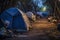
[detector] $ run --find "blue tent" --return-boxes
[37,12,49,18]
[1,7,28,32]
[42,12,49,17]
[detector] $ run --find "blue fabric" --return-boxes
[42,12,49,17]
[1,7,27,32]
[6,8,19,16]
[37,12,49,18]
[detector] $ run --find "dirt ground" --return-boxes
[2,19,60,40]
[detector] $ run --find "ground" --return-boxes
[2,19,60,40]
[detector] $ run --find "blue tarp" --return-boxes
[37,12,49,18]
[1,7,27,32]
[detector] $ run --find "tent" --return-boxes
[37,12,49,18]
[1,7,31,32]
[26,12,36,21]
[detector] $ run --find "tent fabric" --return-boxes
[6,8,19,16]
[18,9,31,30]
[1,7,30,32]
[37,12,49,18]
[26,12,36,21]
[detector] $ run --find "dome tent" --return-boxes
[26,11,36,22]
[1,7,31,32]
